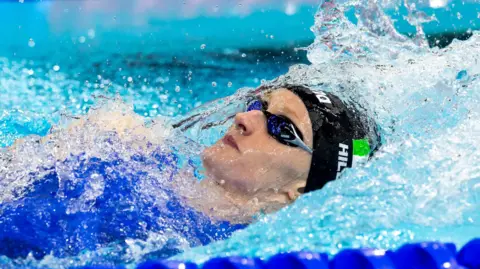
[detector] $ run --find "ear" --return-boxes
[286,181,307,201]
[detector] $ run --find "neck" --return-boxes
[187,179,258,224]
[183,177,291,224]
[173,169,292,224]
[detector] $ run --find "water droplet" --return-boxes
[456,12,462,20]
[241,53,247,58]
[18,0,24,3]
[200,44,206,50]
[53,65,60,71]
[211,81,217,87]
[227,81,232,87]
[175,86,181,92]
[28,38,35,48]
[270,35,274,39]
[87,29,95,39]
[78,36,86,43]
[127,77,133,82]
[27,69,34,76]
[285,2,297,15]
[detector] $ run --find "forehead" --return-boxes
[262,89,304,116]
[264,88,298,103]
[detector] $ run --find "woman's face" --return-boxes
[202,88,314,198]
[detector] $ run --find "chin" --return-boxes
[201,146,224,175]
[202,152,231,182]
[201,148,214,171]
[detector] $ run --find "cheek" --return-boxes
[202,149,271,192]
[224,151,283,193]
[251,149,311,190]
[202,137,289,193]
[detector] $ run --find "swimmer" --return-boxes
[7,84,379,221]
[6,83,379,218]
[0,83,379,259]
[189,84,379,222]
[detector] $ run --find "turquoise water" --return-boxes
[1,0,479,147]
[1,0,480,268]
[0,1,318,147]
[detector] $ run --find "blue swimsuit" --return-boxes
[0,151,247,261]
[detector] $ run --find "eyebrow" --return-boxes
[281,105,302,126]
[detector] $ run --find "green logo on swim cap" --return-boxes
[353,139,370,157]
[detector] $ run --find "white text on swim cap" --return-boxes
[337,143,349,172]
[316,91,332,104]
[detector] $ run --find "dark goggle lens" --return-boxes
[267,115,297,143]
[245,98,304,147]
[246,99,263,112]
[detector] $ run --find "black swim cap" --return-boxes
[257,84,378,193]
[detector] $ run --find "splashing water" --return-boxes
[0,99,248,268]
[0,0,479,268]
[174,0,480,264]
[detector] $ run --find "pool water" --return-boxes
[1,0,480,268]
[0,0,319,147]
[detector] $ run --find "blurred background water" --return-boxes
[0,0,478,147]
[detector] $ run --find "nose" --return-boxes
[234,110,265,136]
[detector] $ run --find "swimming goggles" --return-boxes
[245,98,313,154]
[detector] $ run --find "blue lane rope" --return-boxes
[75,238,480,269]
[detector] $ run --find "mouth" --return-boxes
[222,134,240,152]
